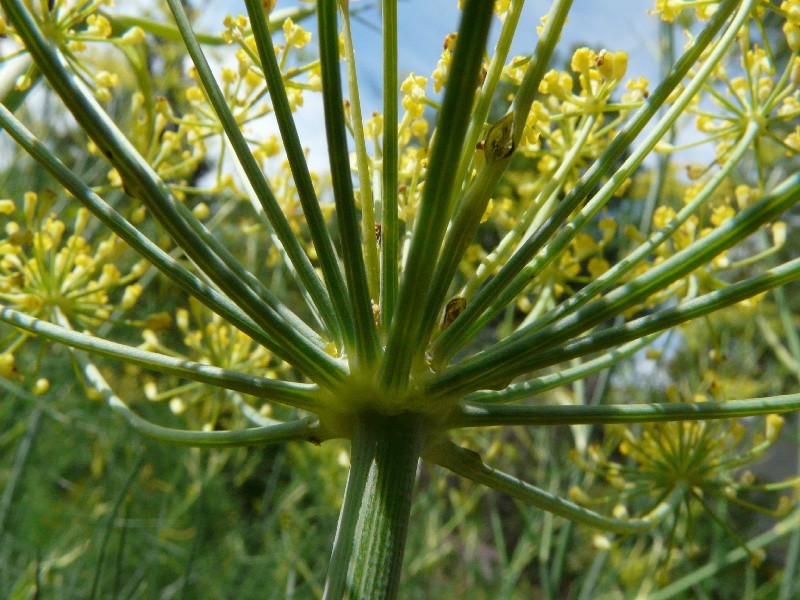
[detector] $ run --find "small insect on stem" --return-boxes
[375,222,382,246]
[484,112,515,164]
[440,296,466,331]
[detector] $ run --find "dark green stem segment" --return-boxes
[344,414,426,599]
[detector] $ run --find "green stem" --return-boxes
[318,0,381,369]
[451,392,800,428]
[427,440,685,534]
[435,252,800,397]
[102,6,315,45]
[449,0,528,205]
[380,0,494,391]
[419,139,511,358]
[459,113,598,305]
[464,333,662,404]
[65,336,322,448]
[380,0,399,336]
[89,451,145,600]
[639,18,676,236]
[347,414,426,599]
[510,0,573,145]
[323,418,376,600]
[109,398,320,448]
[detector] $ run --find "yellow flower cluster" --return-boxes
[0,191,147,383]
[0,0,143,102]
[118,94,209,201]
[0,192,146,326]
[508,47,638,181]
[654,2,800,163]
[652,0,725,22]
[572,387,793,575]
[432,33,457,94]
[140,298,290,428]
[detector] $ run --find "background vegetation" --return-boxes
[2,0,800,597]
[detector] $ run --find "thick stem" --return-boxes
[335,413,426,599]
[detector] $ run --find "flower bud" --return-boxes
[0,353,15,378]
[121,284,143,309]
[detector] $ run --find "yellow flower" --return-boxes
[283,18,312,49]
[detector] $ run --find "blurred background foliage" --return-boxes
[1,0,800,598]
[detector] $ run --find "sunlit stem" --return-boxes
[164,0,341,341]
[318,0,382,370]
[448,0,528,208]
[462,113,598,301]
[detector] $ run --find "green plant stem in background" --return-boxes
[0,407,40,536]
